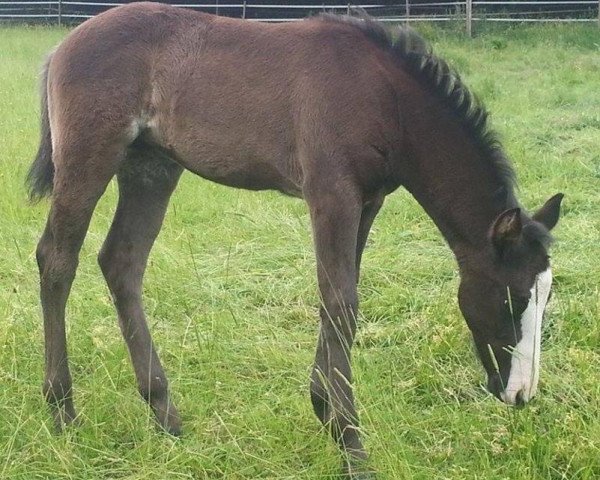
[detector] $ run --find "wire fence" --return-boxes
[0,1,598,35]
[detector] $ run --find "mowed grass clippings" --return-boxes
[0,22,598,480]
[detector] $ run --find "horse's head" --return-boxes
[458,193,563,405]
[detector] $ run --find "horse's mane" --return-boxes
[317,14,517,202]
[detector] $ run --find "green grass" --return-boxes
[1,22,599,479]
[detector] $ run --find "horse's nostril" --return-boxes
[515,389,526,407]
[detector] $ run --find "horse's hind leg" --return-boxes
[37,144,120,431]
[98,147,183,435]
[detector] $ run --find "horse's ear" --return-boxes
[490,208,522,254]
[532,193,564,231]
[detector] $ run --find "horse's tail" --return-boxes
[27,53,54,202]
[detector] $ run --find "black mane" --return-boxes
[318,14,517,201]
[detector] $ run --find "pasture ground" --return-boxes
[0,22,598,480]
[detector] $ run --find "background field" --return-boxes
[0,22,598,480]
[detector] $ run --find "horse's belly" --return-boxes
[190,160,303,197]
[166,139,303,197]
[148,104,303,197]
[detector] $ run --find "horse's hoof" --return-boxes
[156,414,182,437]
[50,403,80,433]
[152,400,182,437]
[165,422,182,437]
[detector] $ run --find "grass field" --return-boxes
[0,21,599,480]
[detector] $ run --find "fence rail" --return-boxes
[1,1,598,34]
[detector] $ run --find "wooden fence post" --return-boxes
[58,0,62,27]
[466,0,472,37]
[405,0,410,25]
[242,0,247,19]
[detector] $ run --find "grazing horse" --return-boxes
[28,3,563,477]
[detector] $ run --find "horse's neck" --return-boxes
[400,130,517,258]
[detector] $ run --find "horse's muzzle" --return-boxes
[487,374,529,407]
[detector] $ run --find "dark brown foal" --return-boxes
[28,4,562,477]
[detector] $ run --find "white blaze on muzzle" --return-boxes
[501,268,552,405]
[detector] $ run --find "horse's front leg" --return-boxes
[305,181,373,478]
